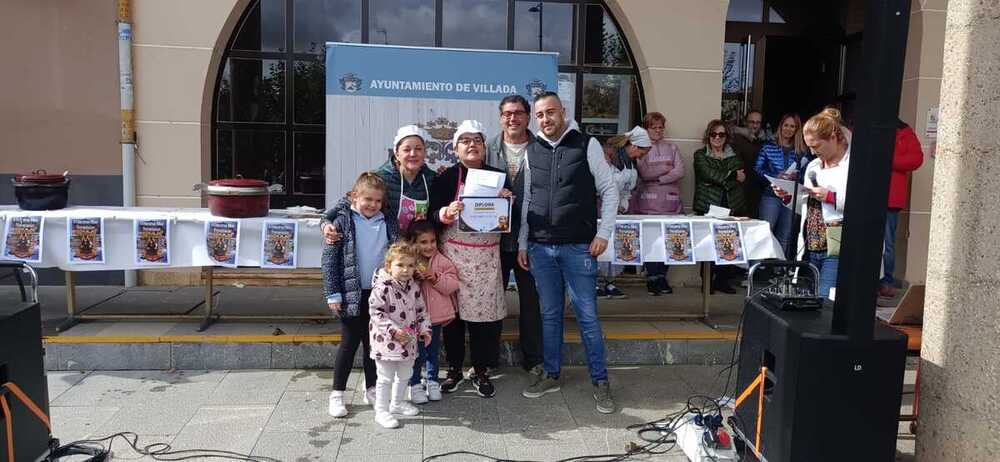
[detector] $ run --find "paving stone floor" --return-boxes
[45,366,917,462]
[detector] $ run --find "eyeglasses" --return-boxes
[501,110,528,119]
[710,132,728,139]
[456,137,485,146]
[747,119,762,125]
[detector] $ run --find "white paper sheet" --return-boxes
[706,205,731,218]
[463,168,506,197]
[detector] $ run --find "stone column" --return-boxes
[916,1,1000,460]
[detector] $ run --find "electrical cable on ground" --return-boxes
[45,432,283,462]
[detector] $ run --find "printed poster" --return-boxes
[612,220,642,265]
[134,218,171,266]
[2,215,44,263]
[261,221,298,269]
[711,222,747,266]
[205,220,240,268]
[67,217,105,264]
[458,197,511,233]
[661,221,695,265]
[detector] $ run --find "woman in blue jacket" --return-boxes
[754,113,807,257]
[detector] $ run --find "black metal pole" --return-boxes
[832,0,911,343]
[538,3,543,52]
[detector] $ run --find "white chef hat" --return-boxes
[452,120,487,146]
[393,125,430,149]
[626,126,652,148]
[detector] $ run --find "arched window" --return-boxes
[214,0,643,207]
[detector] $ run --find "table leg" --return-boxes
[57,271,80,332]
[701,262,711,320]
[199,267,217,332]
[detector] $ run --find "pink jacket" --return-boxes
[629,140,685,215]
[421,252,459,326]
[368,269,432,362]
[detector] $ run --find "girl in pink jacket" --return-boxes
[629,112,686,295]
[405,220,459,404]
[368,242,432,429]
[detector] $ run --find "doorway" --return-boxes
[724,0,862,129]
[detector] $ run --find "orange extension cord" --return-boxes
[1,382,52,462]
[733,367,768,459]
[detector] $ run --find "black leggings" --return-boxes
[332,289,377,392]
[443,317,502,375]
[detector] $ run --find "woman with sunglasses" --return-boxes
[693,119,747,293]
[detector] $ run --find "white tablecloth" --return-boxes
[0,206,326,271]
[595,215,784,263]
[0,208,783,271]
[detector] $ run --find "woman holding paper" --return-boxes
[429,120,512,398]
[693,120,746,294]
[754,113,807,258]
[775,108,850,299]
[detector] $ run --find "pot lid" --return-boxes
[16,170,68,184]
[211,178,268,188]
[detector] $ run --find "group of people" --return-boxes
[317,89,923,429]
[320,92,618,429]
[716,107,922,298]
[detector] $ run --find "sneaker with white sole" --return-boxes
[440,369,465,394]
[375,412,400,429]
[522,375,560,398]
[390,401,420,416]
[362,386,375,405]
[604,283,627,299]
[328,391,347,418]
[410,384,428,404]
[594,381,615,414]
[426,381,442,401]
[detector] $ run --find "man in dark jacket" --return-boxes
[485,95,543,378]
[730,110,767,218]
[517,92,619,414]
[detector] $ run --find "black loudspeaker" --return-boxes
[734,298,907,462]
[0,301,51,462]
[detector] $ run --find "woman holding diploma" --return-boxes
[429,120,512,398]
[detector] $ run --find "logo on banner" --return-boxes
[525,79,547,98]
[418,117,460,166]
[339,73,363,93]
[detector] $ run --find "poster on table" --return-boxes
[205,220,240,268]
[261,221,298,269]
[458,197,511,233]
[325,42,558,206]
[133,218,171,266]
[67,217,105,264]
[711,222,747,266]
[661,221,696,265]
[612,220,643,265]
[2,215,44,263]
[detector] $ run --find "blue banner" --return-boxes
[326,43,559,101]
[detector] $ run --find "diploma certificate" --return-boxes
[458,196,512,233]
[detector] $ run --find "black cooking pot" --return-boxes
[13,170,71,210]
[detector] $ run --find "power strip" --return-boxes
[673,414,739,462]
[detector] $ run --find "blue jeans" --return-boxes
[759,195,793,257]
[409,325,442,385]
[528,242,609,384]
[807,251,840,299]
[881,209,899,285]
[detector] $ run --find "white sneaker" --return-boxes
[362,386,376,405]
[328,391,347,418]
[389,401,420,416]
[410,384,428,404]
[426,381,442,401]
[374,412,400,429]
